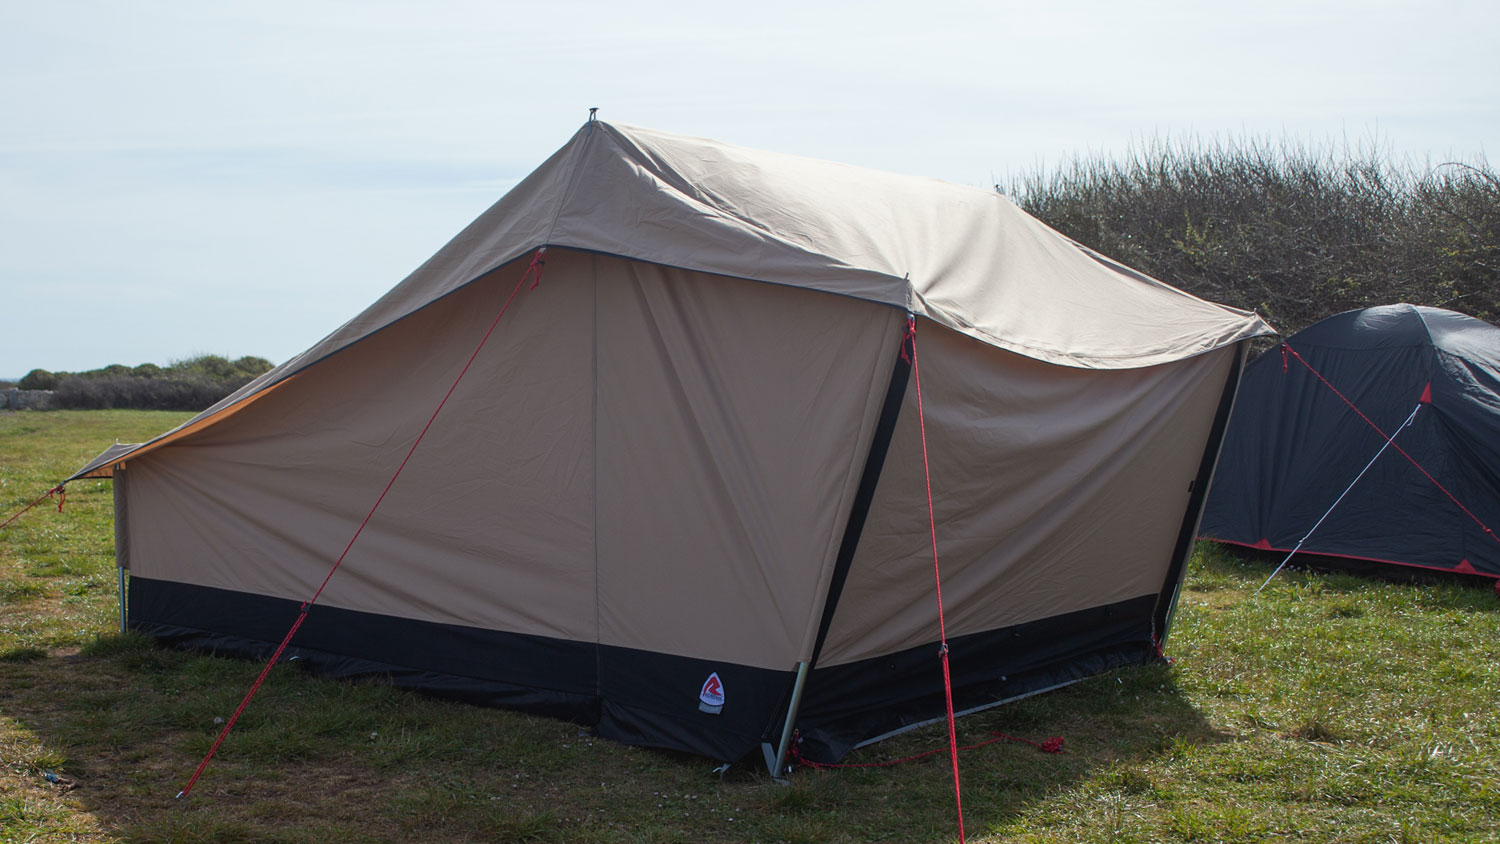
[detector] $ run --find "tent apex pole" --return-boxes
[767,660,811,783]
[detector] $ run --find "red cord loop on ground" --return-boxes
[1036,736,1066,754]
[177,247,549,800]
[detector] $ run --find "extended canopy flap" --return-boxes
[68,374,297,480]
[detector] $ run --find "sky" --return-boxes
[1,0,1495,377]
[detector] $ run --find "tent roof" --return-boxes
[70,120,1272,481]
[1289,303,1500,364]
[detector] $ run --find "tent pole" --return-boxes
[1254,401,1424,595]
[763,320,912,783]
[767,661,811,783]
[1155,343,1245,643]
[113,464,129,635]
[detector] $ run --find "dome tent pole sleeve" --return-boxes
[176,248,549,800]
[1282,342,1500,555]
[909,314,967,844]
[1254,401,1423,595]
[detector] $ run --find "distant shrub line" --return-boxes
[1008,137,1499,335]
[18,355,273,411]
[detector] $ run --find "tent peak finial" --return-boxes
[588,107,599,122]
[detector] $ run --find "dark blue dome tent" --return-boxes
[1201,304,1500,581]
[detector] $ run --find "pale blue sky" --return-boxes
[2,0,1494,376]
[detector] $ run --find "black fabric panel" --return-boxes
[1202,306,1500,577]
[596,647,790,762]
[128,577,791,760]
[793,594,1159,762]
[1154,344,1244,639]
[809,340,912,666]
[130,576,600,718]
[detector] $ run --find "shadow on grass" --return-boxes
[1,632,1229,843]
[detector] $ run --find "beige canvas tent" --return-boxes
[73,119,1272,774]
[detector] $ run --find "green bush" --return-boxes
[29,355,276,412]
[53,374,244,411]
[19,369,59,391]
[1008,137,1500,335]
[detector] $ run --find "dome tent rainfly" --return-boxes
[1201,304,1500,581]
[72,119,1272,774]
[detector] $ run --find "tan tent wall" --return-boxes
[122,252,600,642]
[817,325,1236,667]
[593,257,901,668]
[120,249,901,672]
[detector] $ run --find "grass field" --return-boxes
[3,410,1499,843]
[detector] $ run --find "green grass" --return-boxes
[3,410,1500,842]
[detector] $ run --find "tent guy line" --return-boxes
[1280,340,1500,557]
[1253,401,1422,595]
[907,315,967,843]
[176,248,549,800]
[0,484,66,531]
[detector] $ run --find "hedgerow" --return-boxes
[18,355,273,411]
[1008,137,1499,335]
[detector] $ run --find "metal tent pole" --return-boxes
[763,661,811,783]
[113,464,129,634]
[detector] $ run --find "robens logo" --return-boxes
[698,672,725,715]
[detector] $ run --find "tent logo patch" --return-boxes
[698,672,725,714]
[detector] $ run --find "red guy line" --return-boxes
[178,248,547,799]
[1282,342,1498,548]
[908,315,967,844]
